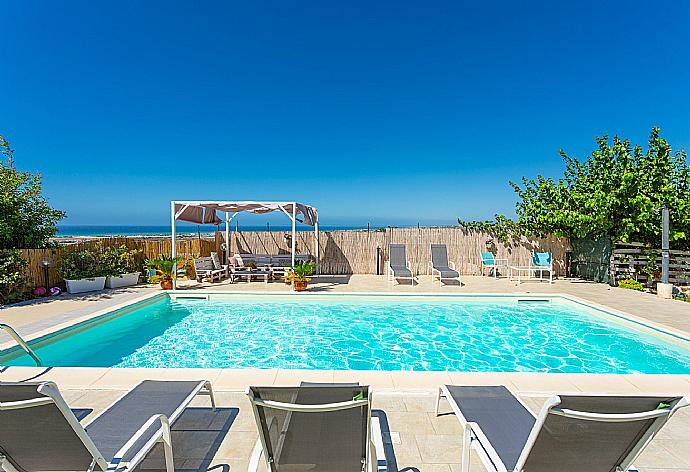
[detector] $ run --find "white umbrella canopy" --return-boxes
[173,201,318,226]
[170,201,319,288]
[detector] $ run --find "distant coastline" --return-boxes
[56,224,368,238]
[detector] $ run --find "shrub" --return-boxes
[101,245,142,276]
[0,249,28,304]
[617,278,645,292]
[59,247,104,280]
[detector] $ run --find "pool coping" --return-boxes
[2,290,690,368]
[2,366,689,395]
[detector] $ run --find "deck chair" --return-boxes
[387,244,416,285]
[429,244,461,286]
[0,380,216,472]
[480,252,508,278]
[210,252,229,274]
[530,252,553,283]
[246,384,388,472]
[436,385,688,472]
[194,256,226,283]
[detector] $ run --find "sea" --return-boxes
[56,224,368,237]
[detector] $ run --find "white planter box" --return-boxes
[105,272,140,289]
[65,276,106,294]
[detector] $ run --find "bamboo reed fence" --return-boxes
[19,229,568,289]
[218,227,570,276]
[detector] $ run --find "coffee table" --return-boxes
[509,265,539,284]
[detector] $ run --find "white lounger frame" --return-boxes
[428,260,461,287]
[387,260,416,286]
[436,385,689,472]
[0,380,215,472]
[246,388,387,472]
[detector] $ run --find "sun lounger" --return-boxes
[194,256,226,283]
[436,385,688,472]
[480,252,508,278]
[246,383,388,472]
[387,244,416,285]
[430,244,461,286]
[0,379,216,472]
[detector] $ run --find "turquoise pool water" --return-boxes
[3,295,690,373]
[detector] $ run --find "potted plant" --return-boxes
[640,251,660,289]
[103,245,143,288]
[284,260,316,292]
[59,247,106,294]
[147,255,182,290]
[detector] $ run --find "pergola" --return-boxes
[170,200,319,281]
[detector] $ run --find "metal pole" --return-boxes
[661,204,670,284]
[171,201,177,290]
[291,204,297,267]
[225,212,230,267]
[314,219,320,274]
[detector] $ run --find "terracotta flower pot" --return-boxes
[160,279,173,290]
[293,280,308,292]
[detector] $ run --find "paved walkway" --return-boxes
[1,367,689,472]
[2,276,690,471]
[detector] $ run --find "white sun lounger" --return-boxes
[387,244,416,285]
[0,380,216,472]
[429,244,461,286]
[246,383,388,472]
[436,385,688,472]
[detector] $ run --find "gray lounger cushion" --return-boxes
[389,245,407,267]
[390,266,412,277]
[524,395,681,472]
[86,380,203,462]
[435,268,460,278]
[0,382,96,472]
[446,385,684,472]
[431,245,459,278]
[250,385,369,471]
[445,385,535,471]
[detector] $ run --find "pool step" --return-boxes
[169,293,210,301]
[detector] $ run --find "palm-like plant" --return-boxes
[286,260,316,282]
[147,255,182,282]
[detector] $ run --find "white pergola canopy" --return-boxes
[170,200,319,287]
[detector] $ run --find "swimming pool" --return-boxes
[3,293,690,373]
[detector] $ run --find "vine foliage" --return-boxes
[459,128,690,248]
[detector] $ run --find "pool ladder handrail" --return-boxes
[0,323,42,367]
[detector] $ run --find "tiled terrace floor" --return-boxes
[2,367,690,472]
[2,275,690,471]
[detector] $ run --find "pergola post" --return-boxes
[170,201,177,290]
[291,203,297,267]
[224,212,230,275]
[314,219,320,274]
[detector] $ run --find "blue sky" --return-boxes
[4,1,690,227]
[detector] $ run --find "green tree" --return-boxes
[460,128,690,248]
[0,135,65,248]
